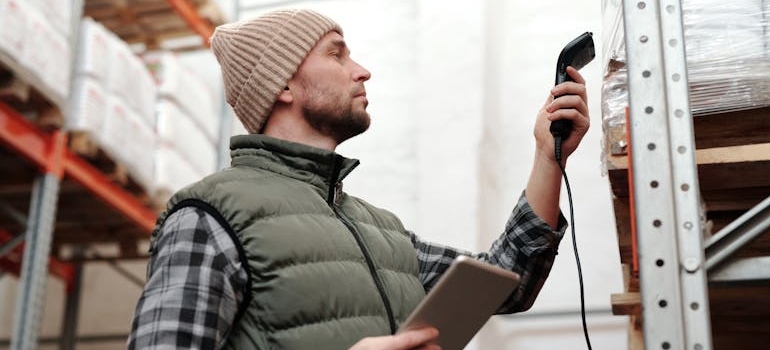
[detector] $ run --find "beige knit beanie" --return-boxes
[210,9,342,133]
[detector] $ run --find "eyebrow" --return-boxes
[328,39,349,53]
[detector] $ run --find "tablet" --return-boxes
[397,255,521,350]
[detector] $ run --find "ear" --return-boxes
[276,86,293,104]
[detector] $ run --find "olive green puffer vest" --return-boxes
[150,135,425,350]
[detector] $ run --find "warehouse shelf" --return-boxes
[0,0,222,349]
[0,229,75,290]
[0,1,220,258]
[0,51,66,118]
[83,0,221,50]
[0,102,156,259]
[606,106,770,350]
[604,2,770,350]
[0,2,218,258]
[605,107,770,266]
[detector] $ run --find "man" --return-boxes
[128,8,590,350]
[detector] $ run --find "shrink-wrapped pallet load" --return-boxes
[601,0,770,159]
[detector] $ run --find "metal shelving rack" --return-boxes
[0,1,217,349]
[622,1,712,348]
[612,1,770,349]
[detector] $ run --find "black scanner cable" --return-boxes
[552,132,593,350]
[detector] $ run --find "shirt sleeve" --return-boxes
[127,207,248,350]
[411,190,567,313]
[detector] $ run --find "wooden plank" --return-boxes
[605,106,770,157]
[612,195,634,265]
[693,107,770,149]
[611,284,770,350]
[607,143,770,199]
[710,284,770,350]
[0,52,65,125]
[611,292,641,316]
[628,315,644,350]
[709,284,770,316]
[622,263,639,292]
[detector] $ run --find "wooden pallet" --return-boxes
[67,131,165,210]
[606,106,770,350]
[606,107,770,264]
[84,0,225,50]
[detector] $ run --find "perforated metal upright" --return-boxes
[622,0,713,349]
[10,174,61,350]
[9,2,84,349]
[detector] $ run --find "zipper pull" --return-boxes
[333,183,343,206]
[326,155,342,205]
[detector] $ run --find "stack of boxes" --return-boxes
[144,51,220,199]
[3,6,222,201]
[69,18,158,191]
[0,0,73,102]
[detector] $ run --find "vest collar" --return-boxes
[229,134,360,186]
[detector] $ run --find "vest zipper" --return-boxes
[327,156,397,334]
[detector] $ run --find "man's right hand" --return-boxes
[348,327,440,350]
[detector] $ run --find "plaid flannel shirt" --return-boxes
[127,192,566,349]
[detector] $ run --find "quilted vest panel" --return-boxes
[150,135,425,350]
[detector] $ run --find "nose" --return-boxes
[352,60,371,82]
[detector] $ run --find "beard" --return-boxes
[300,82,371,144]
[303,104,370,143]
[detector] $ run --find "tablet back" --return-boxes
[398,255,521,350]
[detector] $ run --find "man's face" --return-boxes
[290,31,372,143]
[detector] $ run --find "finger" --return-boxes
[566,66,586,84]
[392,328,439,350]
[546,95,587,116]
[550,82,587,104]
[548,109,585,125]
[541,93,554,109]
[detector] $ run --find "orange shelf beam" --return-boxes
[63,155,157,232]
[166,0,215,47]
[0,103,54,173]
[0,102,157,233]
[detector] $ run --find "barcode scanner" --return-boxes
[549,31,596,350]
[550,31,595,152]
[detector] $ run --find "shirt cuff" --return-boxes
[504,191,568,256]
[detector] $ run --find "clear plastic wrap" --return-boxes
[601,0,770,160]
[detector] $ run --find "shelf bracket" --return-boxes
[705,195,770,272]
